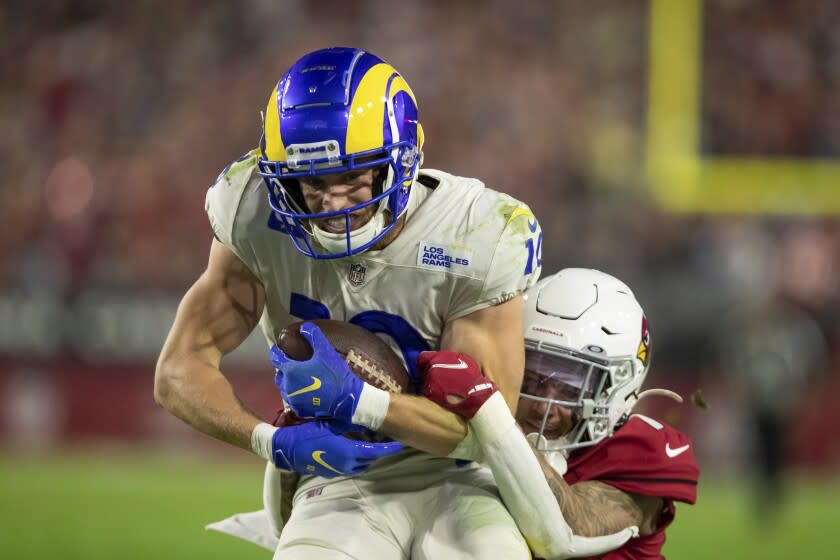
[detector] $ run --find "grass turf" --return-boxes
[0,452,267,560]
[1,452,836,559]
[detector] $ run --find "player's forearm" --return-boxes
[469,394,637,558]
[536,452,646,537]
[379,392,468,456]
[534,452,575,522]
[154,355,262,450]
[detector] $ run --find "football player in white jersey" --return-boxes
[155,47,543,559]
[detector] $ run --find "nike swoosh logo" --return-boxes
[311,450,343,475]
[430,358,468,370]
[665,443,690,458]
[287,376,322,397]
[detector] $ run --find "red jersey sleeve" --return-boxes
[564,415,699,504]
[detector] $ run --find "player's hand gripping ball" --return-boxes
[270,320,410,425]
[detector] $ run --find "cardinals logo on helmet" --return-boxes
[636,315,651,366]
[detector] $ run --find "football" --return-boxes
[278,319,411,394]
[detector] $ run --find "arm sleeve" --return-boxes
[471,394,638,559]
[447,204,543,322]
[445,422,485,462]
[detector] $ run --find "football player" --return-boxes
[207,268,681,558]
[156,46,544,559]
[422,268,700,559]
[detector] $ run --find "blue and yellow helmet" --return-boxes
[258,47,424,259]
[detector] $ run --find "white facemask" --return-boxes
[526,432,569,475]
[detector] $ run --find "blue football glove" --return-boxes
[270,322,365,424]
[271,421,403,478]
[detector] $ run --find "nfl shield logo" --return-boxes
[348,263,366,286]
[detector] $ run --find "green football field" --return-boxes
[1,452,837,559]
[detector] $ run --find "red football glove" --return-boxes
[272,408,309,427]
[418,350,498,419]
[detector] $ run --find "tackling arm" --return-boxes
[154,239,267,450]
[422,355,640,558]
[378,296,525,456]
[468,394,638,559]
[537,454,664,537]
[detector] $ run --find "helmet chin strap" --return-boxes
[311,208,387,254]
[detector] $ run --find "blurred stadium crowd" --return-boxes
[1,0,839,473]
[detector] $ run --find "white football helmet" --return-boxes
[518,268,661,455]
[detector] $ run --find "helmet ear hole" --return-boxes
[614,362,633,383]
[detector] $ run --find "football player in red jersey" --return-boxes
[422,268,699,559]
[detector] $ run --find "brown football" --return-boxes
[278,319,411,394]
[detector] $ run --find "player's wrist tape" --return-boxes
[350,384,390,430]
[470,392,516,445]
[251,422,278,463]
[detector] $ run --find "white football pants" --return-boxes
[274,466,530,560]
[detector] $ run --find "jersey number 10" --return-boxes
[289,293,430,385]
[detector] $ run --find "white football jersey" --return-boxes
[205,150,543,481]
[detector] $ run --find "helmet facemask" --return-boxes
[260,142,417,258]
[518,344,628,455]
[307,163,394,255]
